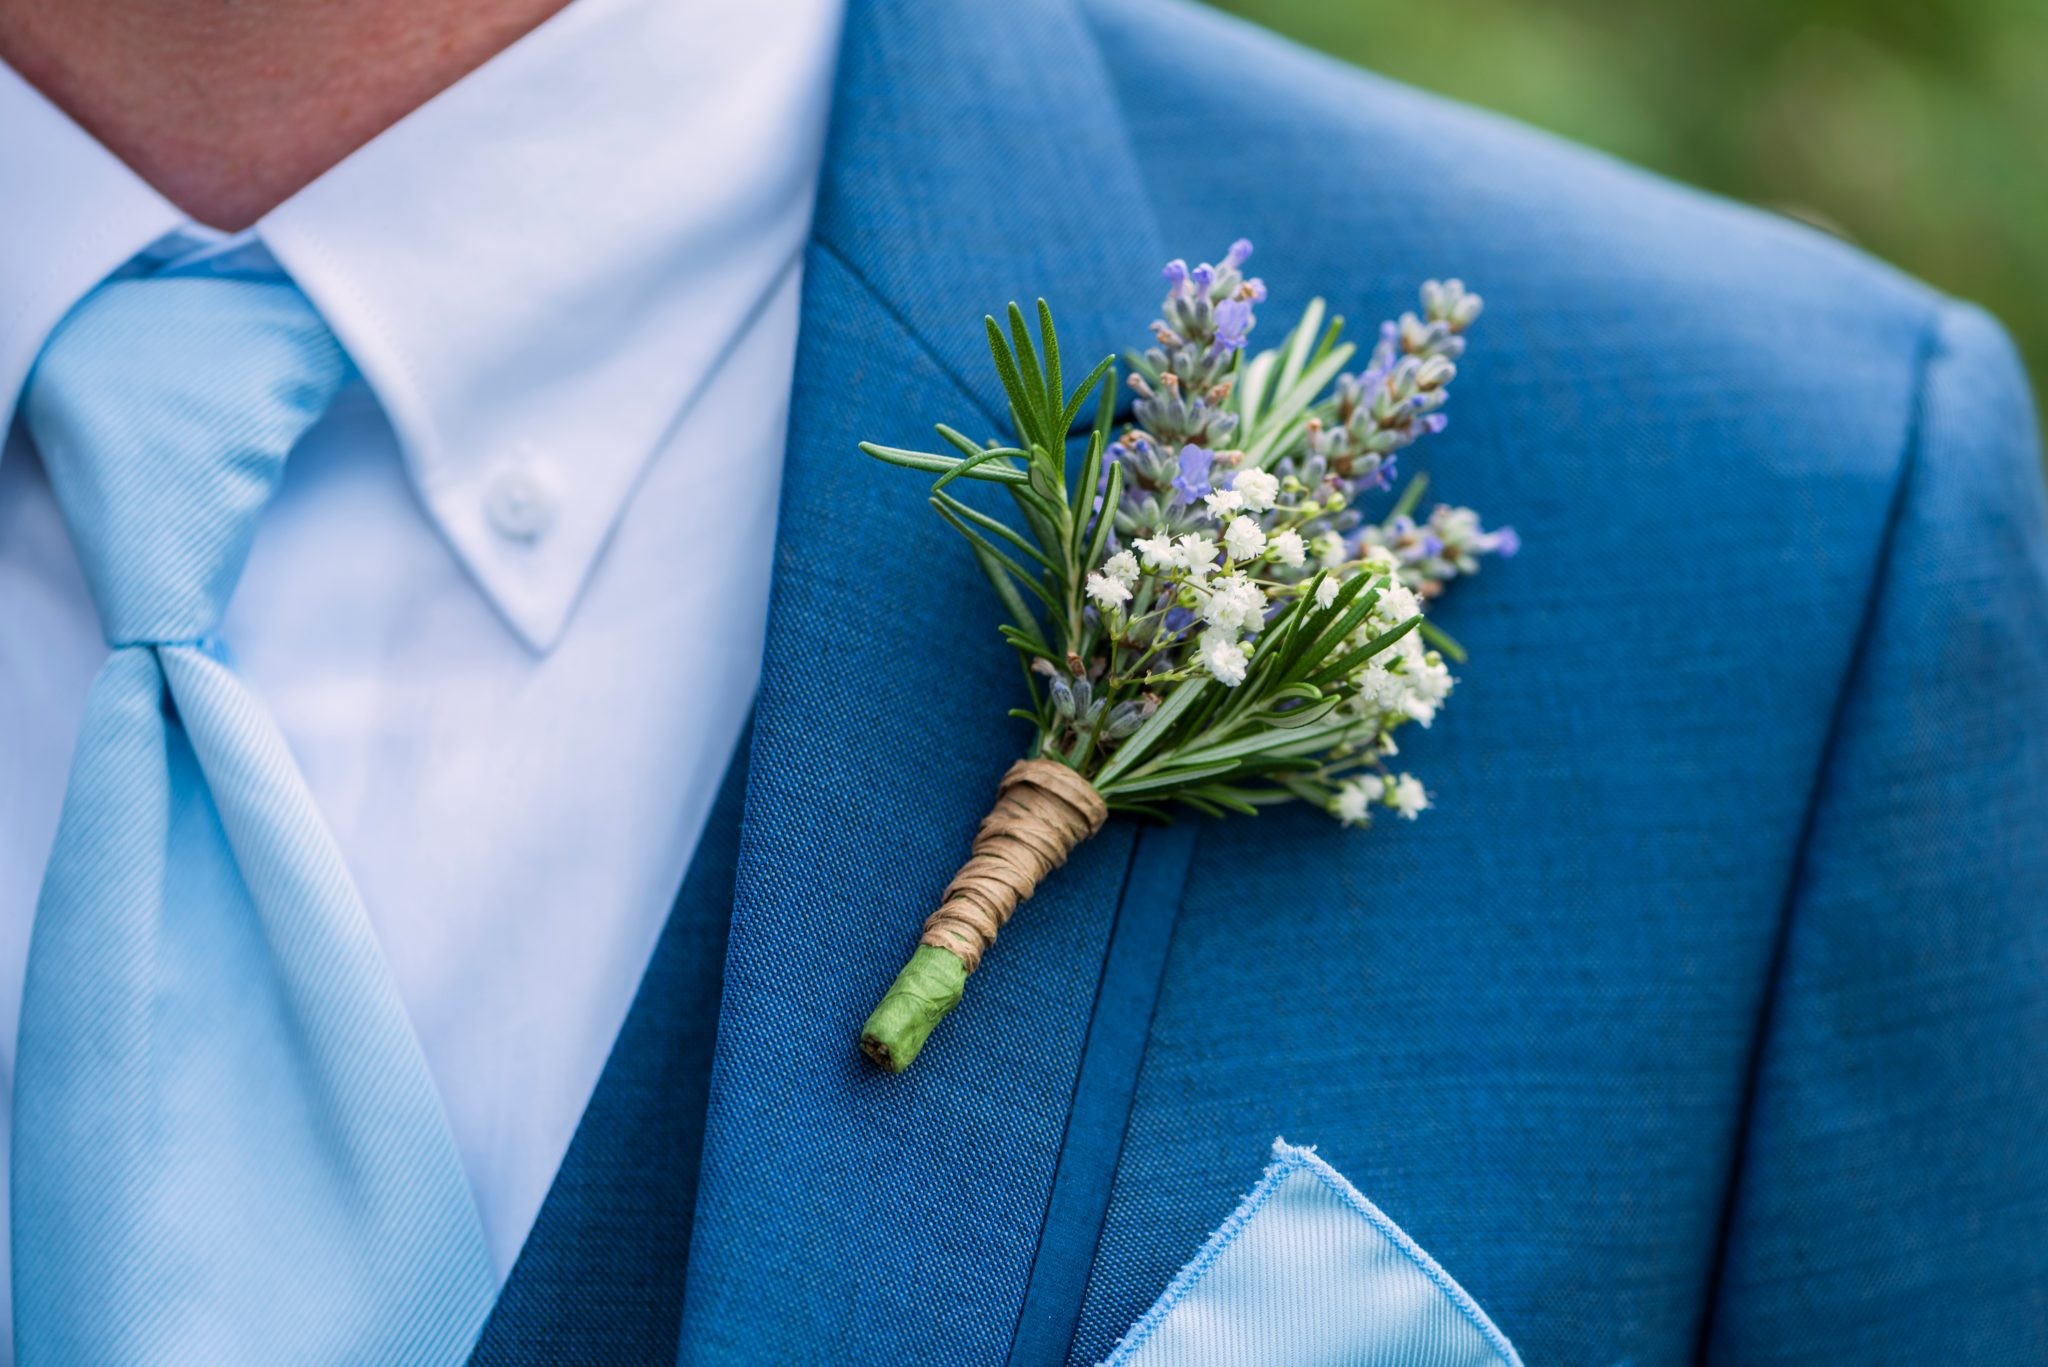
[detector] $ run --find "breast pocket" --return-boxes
[1101,1140,1521,1367]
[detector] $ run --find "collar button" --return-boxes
[485,460,554,541]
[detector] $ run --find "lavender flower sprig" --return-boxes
[856,244,1516,1070]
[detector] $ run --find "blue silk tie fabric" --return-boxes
[11,276,495,1364]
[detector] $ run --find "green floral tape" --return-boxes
[859,945,967,1072]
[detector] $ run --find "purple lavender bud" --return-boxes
[1212,297,1255,353]
[1493,526,1522,557]
[1102,700,1151,740]
[1189,263,1215,291]
[1162,259,1189,289]
[1171,444,1216,504]
[1162,606,1198,635]
[1224,238,1253,267]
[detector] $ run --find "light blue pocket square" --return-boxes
[1102,1140,1522,1366]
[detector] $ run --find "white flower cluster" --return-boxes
[1331,772,1431,827]
[1346,571,1456,729]
[1083,457,1464,827]
[866,248,1509,832]
[1061,262,1506,825]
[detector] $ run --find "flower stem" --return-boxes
[859,945,967,1072]
[857,759,1107,1073]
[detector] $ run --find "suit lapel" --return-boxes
[678,1,1166,1361]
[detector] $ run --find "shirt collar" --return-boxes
[0,0,844,649]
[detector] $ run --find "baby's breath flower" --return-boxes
[1103,549,1141,585]
[1230,468,1279,511]
[1135,534,1177,568]
[1201,572,1267,634]
[1223,515,1266,562]
[1332,775,1384,826]
[1314,576,1341,609]
[1204,488,1245,519]
[1353,662,1405,713]
[1087,572,1133,610]
[1271,530,1306,568]
[1199,630,1250,687]
[1175,533,1220,577]
[1391,774,1430,819]
[1380,581,1422,626]
[1403,655,1455,726]
[1313,531,1347,567]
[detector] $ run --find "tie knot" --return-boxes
[23,276,350,645]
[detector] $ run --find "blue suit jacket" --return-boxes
[473,0,2048,1362]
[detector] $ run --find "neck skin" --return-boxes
[0,0,575,230]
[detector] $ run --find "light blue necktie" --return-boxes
[11,276,495,1364]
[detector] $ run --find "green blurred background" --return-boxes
[1211,0,2048,407]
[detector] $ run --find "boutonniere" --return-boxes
[858,242,1517,1071]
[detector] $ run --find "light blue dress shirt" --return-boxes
[0,0,845,1348]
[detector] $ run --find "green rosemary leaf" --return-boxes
[1082,461,1122,572]
[1027,459,1063,504]
[1234,346,1272,437]
[1105,797,1173,820]
[1275,297,1325,397]
[974,548,1050,651]
[1105,757,1241,795]
[861,442,1028,484]
[1093,677,1211,787]
[1269,572,1372,681]
[1181,785,1261,816]
[1007,304,1050,451]
[935,424,985,458]
[931,491,1053,568]
[1091,356,1118,441]
[1059,355,1116,438]
[1227,785,1302,807]
[1006,484,1066,570]
[1071,432,1102,557]
[933,501,1057,612]
[931,445,1036,493]
[984,315,1033,437]
[1390,470,1431,521]
[1309,313,1345,367]
[1419,618,1468,664]
[1037,299,1062,414]
[1263,694,1342,729]
[1170,716,1349,768]
[1283,581,1386,686]
[997,624,1055,660]
[1245,343,1356,469]
[1308,614,1423,688]
[1279,774,1334,806]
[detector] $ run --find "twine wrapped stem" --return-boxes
[860,759,1108,1071]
